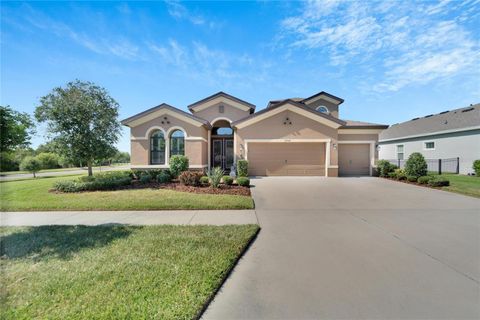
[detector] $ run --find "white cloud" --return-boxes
[148,39,267,85]
[22,5,140,60]
[165,0,206,26]
[280,0,480,92]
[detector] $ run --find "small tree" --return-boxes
[20,156,42,178]
[404,152,428,178]
[35,80,121,176]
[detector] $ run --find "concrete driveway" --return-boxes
[203,177,480,319]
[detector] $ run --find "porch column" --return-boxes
[207,129,211,169]
[325,140,331,176]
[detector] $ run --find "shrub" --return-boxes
[19,156,42,177]
[199,176,210,185]
[407,175,418,182]
[417,176,433,184]
[170,155,189,178]
[179,171,201,186]
[139,173,152,184]
[36,152,61,169]
[157,170,172,184]
[404,152,428,178]
[394,168,406,180]
[207,167,224,188]
[473,160,480,176]
[387,172,397,179]
[54,180,81,192]
[237,159,248,177]
[222,175,233,185]
[236,177,250,187]
[376,160,397,177]
[428,177,450,187]
[79,175,96,182]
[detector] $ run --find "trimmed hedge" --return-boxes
[139,173,152,184]
[417,176,433,184]
[237,160,248,177]
[222,176,233,185]
[236,177,250,187]
[54,175,132,192]
[407,175,418,182]
[428,177,450,187]
[394,169,406,180]
[157,170,172,183]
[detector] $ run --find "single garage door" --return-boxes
[248,142,325,176]
[338,144,370,176]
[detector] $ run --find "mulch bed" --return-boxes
[114,181,250,196]
[381,177,444,190]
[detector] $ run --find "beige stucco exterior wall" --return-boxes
[304,98,340,118]
[235,110,339,170]
[192,102,251,123]
[130,112,207,139]
[128,111,208,167]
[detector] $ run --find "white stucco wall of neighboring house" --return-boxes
[378,129,480,175]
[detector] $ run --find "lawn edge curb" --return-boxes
[195,225,261,320]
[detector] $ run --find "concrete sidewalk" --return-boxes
[1,210,258,226]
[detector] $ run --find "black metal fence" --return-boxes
[386,157,459,175]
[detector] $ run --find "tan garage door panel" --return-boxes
[338,144,370,176]
[248,142,325,176]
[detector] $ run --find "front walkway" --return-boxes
[1,210,258,226]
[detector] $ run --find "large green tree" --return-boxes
[0,106,35,152]
[35,80,121,176]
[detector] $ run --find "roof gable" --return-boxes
[121,103,210,128]
[302,91,344,105]
[232,99,345,129]
[188,92,255,112]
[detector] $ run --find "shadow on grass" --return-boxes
[1,225,136,260]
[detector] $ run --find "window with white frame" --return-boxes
[424,141,435,150]
[315,105,329,114]
[396,145,404,160]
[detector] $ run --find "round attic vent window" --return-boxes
[316,106,329,114]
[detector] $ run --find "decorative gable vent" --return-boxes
[219,105,224,113]
[160,116,170,125]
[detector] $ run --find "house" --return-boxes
[121,91,388,176]
[378,104,480,175]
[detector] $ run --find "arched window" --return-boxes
[170,130,185,157]
[316,105,329,114]
[150,130,165,164]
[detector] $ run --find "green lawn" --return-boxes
[434,173,480,198]
[0,175,254,211]
[0,164,129,176]
[1,225,259,319]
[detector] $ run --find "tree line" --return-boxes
[1,80,129,176]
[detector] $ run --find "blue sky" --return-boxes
[1,0,479,152]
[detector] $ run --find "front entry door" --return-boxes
[212,138,234,171]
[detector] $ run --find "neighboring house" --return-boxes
[121,91,388,176]
[379,104,480,175]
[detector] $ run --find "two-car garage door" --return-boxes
[248,142,326,176]
[247,142,371,176]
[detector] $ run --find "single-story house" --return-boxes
[378,104,480,175]
[121,91,388,176]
